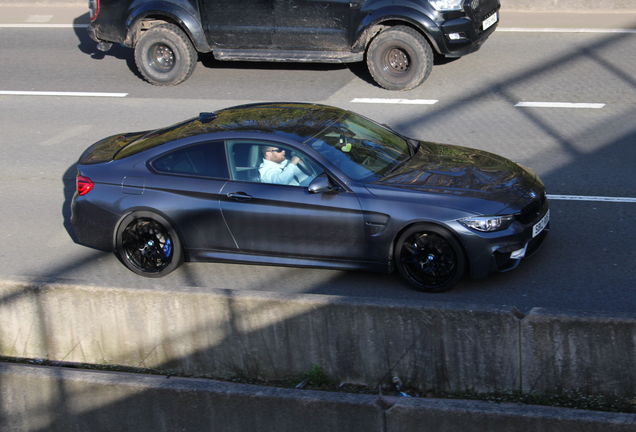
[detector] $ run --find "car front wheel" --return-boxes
[134,23,197,86]
[366,26,433,91]
[395,224,466,292]
[115,211,184,277]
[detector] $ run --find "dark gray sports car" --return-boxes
[71,103,549,292]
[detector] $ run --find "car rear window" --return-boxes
[150,141,229,179]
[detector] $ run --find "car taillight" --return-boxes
[77,176,94,195]
[89,0,100,21]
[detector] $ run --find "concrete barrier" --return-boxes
[0,281,521,393]
[2,280,636,399]
[521,308,636,396]
[1,363,635,432]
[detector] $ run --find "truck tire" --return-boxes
[134,23,197,86]
[366,26,433,91]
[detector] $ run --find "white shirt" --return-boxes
[259,158,309,186]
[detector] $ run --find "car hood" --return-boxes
[366,141,538,215]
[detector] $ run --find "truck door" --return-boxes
[272,0,351,49]
[202,0,274,47]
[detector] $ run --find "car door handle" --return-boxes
[227,192,253,201]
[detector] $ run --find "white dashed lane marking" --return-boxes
[515,102,606,109]
[352,99,606,109]
[0,91,128,97]
[499,27,636,34]
[351,98,438,105]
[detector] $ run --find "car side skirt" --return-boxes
[187,249,391,274]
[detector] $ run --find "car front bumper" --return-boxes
[452,199,550,280]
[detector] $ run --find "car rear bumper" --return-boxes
[71,194,119,252]
[87,24,100,43]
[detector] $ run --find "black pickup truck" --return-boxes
[87,0,500,90]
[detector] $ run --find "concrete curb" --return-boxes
[1,363,635,432]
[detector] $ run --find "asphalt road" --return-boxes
[0,7,635,314]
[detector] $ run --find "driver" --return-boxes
[259,146,311,186]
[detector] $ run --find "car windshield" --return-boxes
[307,112,411,181]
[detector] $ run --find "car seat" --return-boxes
[246,145,262,182]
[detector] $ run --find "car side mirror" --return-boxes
[308,173,337,194]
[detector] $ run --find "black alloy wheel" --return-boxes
[395,224,466,292]
[134,23,198,86]
[115,212,183,277]
[366,26,433,91]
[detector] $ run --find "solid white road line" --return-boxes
[0,91,128,97]
[515,102,605,109]
[351,98,438,105]
[0,24,88,28]
[499,28,636,34]
[548,195,636,203]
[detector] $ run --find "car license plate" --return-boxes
[533,210,549,238]
[482,13,498,30]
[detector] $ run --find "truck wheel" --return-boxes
[366,26,433,91]
[134,23,197,86]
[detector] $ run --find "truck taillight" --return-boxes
[89,0,100,21]
[77,176,94,196]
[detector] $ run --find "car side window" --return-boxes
[227,140,323,186]
[151,141,229,179]
[227,141,264,183]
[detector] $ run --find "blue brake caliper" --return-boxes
[162,238,172,257]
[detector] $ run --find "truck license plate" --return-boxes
[482,13,498,30]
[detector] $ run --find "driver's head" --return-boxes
[263,146,286,163]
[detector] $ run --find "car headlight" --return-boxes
[459,215,514,232]
[429,0,464,11]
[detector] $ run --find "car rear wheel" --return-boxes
[395,224,466,292]
[115,211,184,277]
[366,26,433,91]
[134,23,197,86]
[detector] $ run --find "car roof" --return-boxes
[112,103,347,160]
[210,102,346,140]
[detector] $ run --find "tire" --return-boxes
[134,23,197,86]
[395,224,466,293]
[366,26,434,91]
[115,211,184,277]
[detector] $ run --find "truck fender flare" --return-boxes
[125,0,211,52]
[354,5,444,54]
